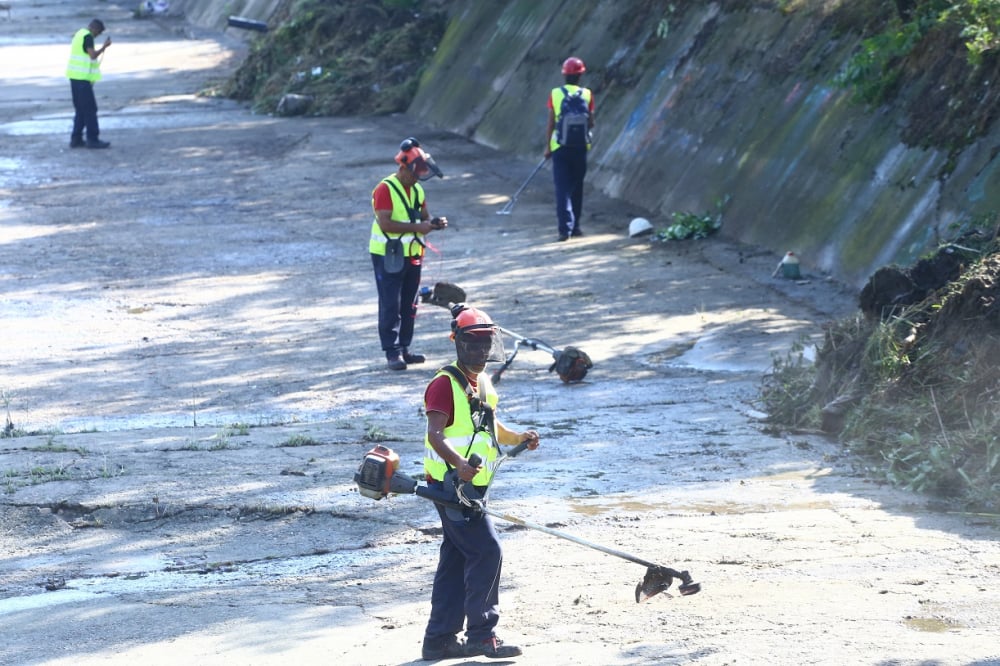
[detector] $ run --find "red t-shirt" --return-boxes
[425,372,478,427]
[372,181,427,215]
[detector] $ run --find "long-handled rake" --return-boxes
[496,159,546,215]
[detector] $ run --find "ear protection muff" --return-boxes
[397,137,421,164]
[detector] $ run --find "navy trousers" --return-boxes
[423,502,502,645]
[551,145,588,237]
[371,253,421,357]
[70,79,100,143]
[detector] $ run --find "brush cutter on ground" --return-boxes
[492,326,593,385]
[496,158,546,216]
[353,444,701,602]
[419,283,593,384]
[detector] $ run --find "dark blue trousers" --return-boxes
[371,253,421,358]
[423,502,502,645]
[551,145,588,237]
[70,79,100,143]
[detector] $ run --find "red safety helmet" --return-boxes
[562,56,586,75]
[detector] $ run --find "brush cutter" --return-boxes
[419,281,467,309]
[492,326,593,384]
[496,159,547,216]
[353,444,701,602]
[418,283,593,384]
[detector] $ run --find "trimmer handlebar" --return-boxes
[467,440,529,468]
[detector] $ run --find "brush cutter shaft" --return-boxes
[499,327,557,355]
[482,507,658,568]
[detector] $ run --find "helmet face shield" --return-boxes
[455,326,505,366]
[409,152,443,181]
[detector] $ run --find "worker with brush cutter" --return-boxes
[370,137,447,371]
[420,304,540,661]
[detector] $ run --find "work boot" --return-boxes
[69,137,85,148]
[86,139,111,149]
[465,636,522,659]
[421,637,466,660]
[386,355,407,371]
[402,349,425,364]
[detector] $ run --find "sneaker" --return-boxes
[402,350,425,364]
[69,138,85,148]
[86,139,111,149]
[421,637,466,660]
[466,636,522,659]
[386,356,407,371]
[557,235,569,242]
[570,228,584,237]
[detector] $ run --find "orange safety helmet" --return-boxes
[450,306,495,338]
[562,56,586,75]
[450,305,505,365]
[394,137,443,180]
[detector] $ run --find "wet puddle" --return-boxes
[569,498,837,516]
[0,543,430,617]
[904,616,964,632]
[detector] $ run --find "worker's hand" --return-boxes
[430,216,448,230]
[103,37,112,49]
[457,457,480,482]
[520,430,540,450]
[543,147,551,159]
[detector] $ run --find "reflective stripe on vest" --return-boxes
[549,84,591,152]
[67,29,101,83]
[424,363,500,485]
[369,175,425,257]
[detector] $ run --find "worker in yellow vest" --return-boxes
[67,19,111,149]
[420,305,540,660]
[544,56,595,241]
[370,137,447,370]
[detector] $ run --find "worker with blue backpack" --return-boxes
[544,56,595,241]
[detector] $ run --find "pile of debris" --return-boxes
[223,0,449,117]
[763,230,1000,510]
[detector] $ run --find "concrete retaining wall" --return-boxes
[185,0,1000,288]
[409,1,1000,288]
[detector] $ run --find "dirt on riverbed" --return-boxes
[1,3,999,666]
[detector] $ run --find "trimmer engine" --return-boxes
[354,445,417,500]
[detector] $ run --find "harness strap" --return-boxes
[439,365,496,438]
[383,179,427,249]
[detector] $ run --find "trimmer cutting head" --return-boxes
[636,566,701,602]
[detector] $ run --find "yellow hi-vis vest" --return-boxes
[424,363,500,486]
[548,84,592,153]
[66,28,101,83]
[369,175,426,257]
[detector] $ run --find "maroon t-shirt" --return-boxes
[424,372,478,427]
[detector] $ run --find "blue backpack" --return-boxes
[556,86,590,148]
